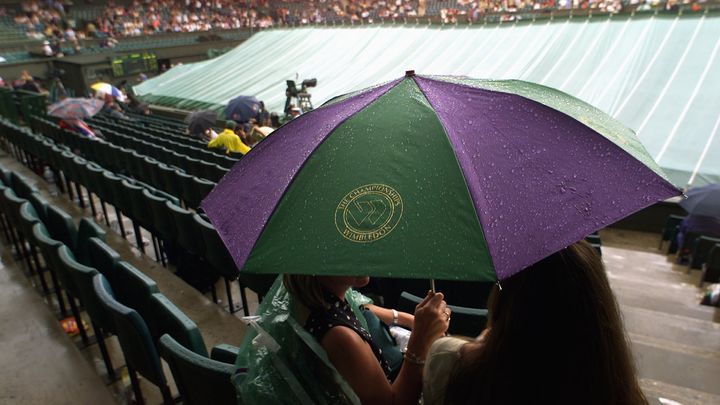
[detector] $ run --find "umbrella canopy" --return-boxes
[185,110,218,134]
[91,82,126,101]
[680,183,720,218]
[202,73,680,282]
[47,97,104,119]
[225,95,260,122]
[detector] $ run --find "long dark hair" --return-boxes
[444,241,647,405]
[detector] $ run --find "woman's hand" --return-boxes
[406,291,450,359]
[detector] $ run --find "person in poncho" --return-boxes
[208,121,251,155]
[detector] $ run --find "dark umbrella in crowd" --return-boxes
[185,110,218,134]
[680,183,720,218]
[202,72,680,282]
[225,95,261,122]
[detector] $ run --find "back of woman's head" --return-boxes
[445,240,647,405]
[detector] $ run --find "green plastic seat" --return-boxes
[149,293,208,357]
[188,177,215,209]
[10,172,38,200]
[45,204,78,251]
[3,188,37,269]
[143,189,175,266]
[660,214,686,250]
[87,237,120,280]
[194,214,241,313]
[32,222,88,342]
[19,201,60,301]
[159,334,237,405]
[27,192,49,224]
[93,273,174,405]
[398,291,488,337]
[112,260,159,327]
[57,245,117,380]
[690,236,720,270]
[76,218,107,267]
[166,201,204,257]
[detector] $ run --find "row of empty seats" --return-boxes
[0,118,275,315]
[0,163,240,404]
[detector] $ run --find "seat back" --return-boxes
[87,237,120,281]
[57,245,114,332]
[32,222,71,293]
[18,201,42,241]
[45,204,78,251]
[150,293,208,357]
[93,273,167,387]
[10,172,38,199]
[195,215,237,279]
[702,244,720,284]
[27,192,49,224]
[76,218,107,266]
[159,334,236,405]
[3,187,26,230]
[145,191,176,243]
[662,215,686,241]
[167,201,204,256]
[398,291,488,337]
[189,177,215,208]
[112,260,159,323]
[691,236,720,269]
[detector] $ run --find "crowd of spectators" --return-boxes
[5,0,712,45]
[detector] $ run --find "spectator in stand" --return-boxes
[101,93,128,120]
[14,71,44,93]
[257,101,271,127]
[208,121,251,155]
[59,117,98,139]
[422,241,647,405]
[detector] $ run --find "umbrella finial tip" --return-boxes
[405,70,415,77]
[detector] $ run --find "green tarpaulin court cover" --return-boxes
[135,14,720,187]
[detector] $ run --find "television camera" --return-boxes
[285,78,317,114]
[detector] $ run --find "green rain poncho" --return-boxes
[234,276,373,404]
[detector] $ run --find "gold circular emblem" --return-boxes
[335,184,403,243]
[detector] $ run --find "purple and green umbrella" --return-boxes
[202,73,680,282]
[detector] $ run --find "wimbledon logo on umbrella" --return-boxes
[335,184,403,243]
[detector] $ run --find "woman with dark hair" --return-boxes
[284,274,450,404]
[423,240,648,405]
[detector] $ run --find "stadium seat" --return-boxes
[32,222,89,344]
[398,291,488,337]
[194,214,242,314]
[660,215,685,250]
[690,236,720,270]
[149,293,208,357]
[58,245,118,381]
[700,245,720,287]
[159,334,237,405]
[93,273,174,405]
[45,204,78,251]
[112,260,160,330]
[87,237,121,281]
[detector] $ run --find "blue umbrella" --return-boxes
[225,95,260,122]
[680,183,720,218]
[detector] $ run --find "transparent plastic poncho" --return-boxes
[233,276,372,404]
